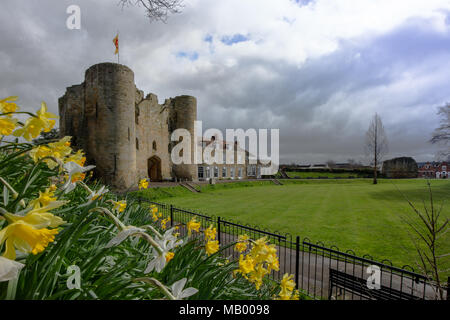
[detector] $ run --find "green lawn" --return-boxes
[133,179,450,273]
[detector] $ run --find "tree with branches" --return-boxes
[119,0,184,22]
[364,113,388,184]
[430,103,450,161]
[397,182,449,300]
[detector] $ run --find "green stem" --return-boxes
[133,277,176,300]
[6,271,20,300]
[0,176,19,199]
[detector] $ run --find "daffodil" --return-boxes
[138,178,149,190]
[165,251,175,262]
[0,96,19,115]
[276,273,297,299]
[236,254,255,275]
[88,185,108,202]
[0,256,24,282]
[0,220,59,260]
[233,236,280,290]
[28,187,57,209]
[144,228,183,274]
[170,278,198,300]
[205,240,219,256]
[61,161,95,193]
[113,200,127,213]
[203,224,216,241]
[0,117,18,136]
[161,217,170,230]
[187,217,200,236]
[29,137,74,169]
[64,149,86,166]
[248,264,269,290]
[234,234,249,253]
[134,277,198,300]
[5,202,66,230]
[13,102,58,141]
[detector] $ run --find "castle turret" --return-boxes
[84,63,137,190]
[59,62,198,190]
[169,95,197,180]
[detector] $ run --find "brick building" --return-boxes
[417,162,448,179]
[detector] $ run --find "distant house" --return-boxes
[435,162,448,179]
[417,161,448,179]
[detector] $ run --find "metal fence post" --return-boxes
[295,236,300,289]
[170,204,174,227]
[217,216,221,245]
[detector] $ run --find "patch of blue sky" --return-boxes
[221,34,250,46]
[176,51,199,61]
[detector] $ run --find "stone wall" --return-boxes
[59,62,198,191]
[382,157,418,178]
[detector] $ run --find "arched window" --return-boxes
[153,141,157,151]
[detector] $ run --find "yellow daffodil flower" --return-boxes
[113,200,127,213]
[0,117,18,136]
[13,102,57,141]
[237,254,255,275]
[138,179,149,190]
[234,234,249,253]
[161,217,170,230]
[165,252,175,263]
[28,187,57,209]
[0,96,19,115]
[205,240,219,256]
[187,218,200,236]
[0,220,59,260]
[29,137,74,169]
[64,149,86,166]
[279,273,296,299]
[203,224,216,241]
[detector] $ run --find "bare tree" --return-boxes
[397,181,449,299]
[365,113,388,184]
[430,103,450,160]
[119,0,184,22]
[326,160,336,168]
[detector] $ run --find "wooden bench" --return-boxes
[328,268,422,300]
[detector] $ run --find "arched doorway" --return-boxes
[148,156,162,181]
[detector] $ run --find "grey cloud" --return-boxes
[0,1,449,164]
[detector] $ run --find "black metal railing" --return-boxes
[136,198,449,300]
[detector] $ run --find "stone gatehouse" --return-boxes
[59,62,197,191]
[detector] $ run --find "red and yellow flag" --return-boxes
[113,34,119,55]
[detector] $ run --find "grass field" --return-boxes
[133,179,450,273]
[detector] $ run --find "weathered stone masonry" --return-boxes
[59,62,197,191]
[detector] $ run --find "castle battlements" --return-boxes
[59,62,197,191]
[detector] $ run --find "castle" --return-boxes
[59,62,197,191]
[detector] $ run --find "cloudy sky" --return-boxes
[1,0,450,164]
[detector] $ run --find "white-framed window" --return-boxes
[230,167,234,178]
[198,166,204,178]
[247,165,257,176]
[222,167,227,177]
[214,166,219,178]
[238,167,242,178]
[206,166,211,178]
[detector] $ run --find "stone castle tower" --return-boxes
[59,62,197,191]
